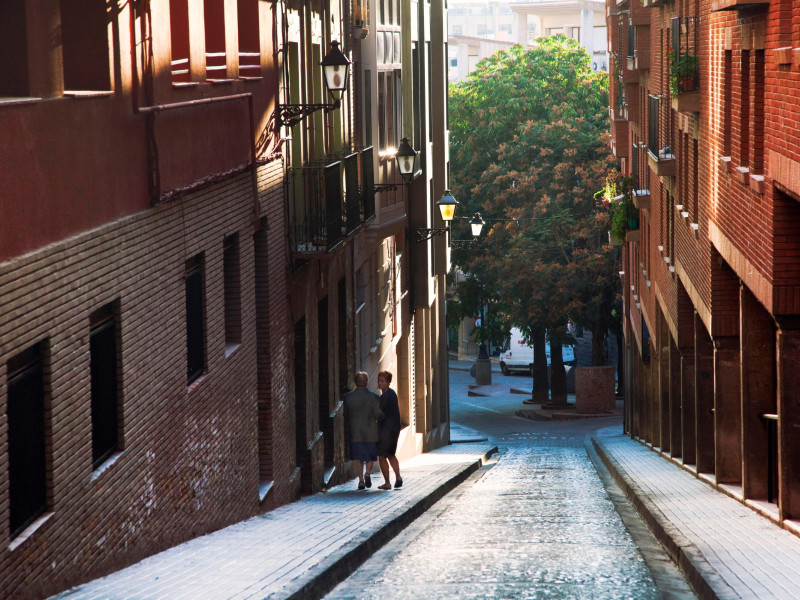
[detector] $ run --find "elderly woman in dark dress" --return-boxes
[376,370,403,490]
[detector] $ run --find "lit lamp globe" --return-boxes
[469,212,485,238]
[436,190,459,222]
[395,137,418,182]
[321,41,351,101]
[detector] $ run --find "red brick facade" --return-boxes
[0,0,451,597]
[609,0,800,534]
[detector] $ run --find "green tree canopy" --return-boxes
[449,36,620,389]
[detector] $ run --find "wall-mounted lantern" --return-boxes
[277,41,351,128]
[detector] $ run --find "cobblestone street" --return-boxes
[325,367,695,599]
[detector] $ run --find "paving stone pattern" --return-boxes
[52,443,495,600]
[326,431,662,600]
[594,428,800,600]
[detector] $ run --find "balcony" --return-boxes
[291,148,379,256]
[671,91,700,113]
[360,146,377,223]
[669,18,700,113]
[710,0,769,10]
[625,227,641,243]
[647,95,676,177]
[290,162,344,255]
[610,107,629,158]
[344,152,361,235]
[626,24,650,71]
[633,189,651,209]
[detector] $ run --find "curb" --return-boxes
[282,445,498,600]
[591,437,740,600]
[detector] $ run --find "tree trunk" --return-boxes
[549,332,568,406]
[532,329,549,402]
[591,325,607,366]
[615,329,624,396]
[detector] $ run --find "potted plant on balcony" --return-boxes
[669,50,699,95]
[597,173,634,244]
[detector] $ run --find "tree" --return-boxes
[449,36,620,403]
[447,273,511,350]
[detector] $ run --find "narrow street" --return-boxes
[325,366,696,599]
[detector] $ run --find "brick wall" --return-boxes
[0,170,290,599]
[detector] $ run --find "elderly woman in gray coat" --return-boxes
[343,372,384,490]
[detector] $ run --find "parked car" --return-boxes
[499,328,575,375]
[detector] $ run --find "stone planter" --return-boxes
[575,366,616,414]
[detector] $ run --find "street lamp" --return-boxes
[321,41,350,101]
[437,189,458,222]
[450,212,486,246]
[395,137,418,183]
[373,137,419,193]
[277,41,351,128]
[469,212,485,238]
[410,189,459,242]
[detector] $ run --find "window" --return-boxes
[692,139,698,219]
[452,25,463,36]
[722,51,732,156]
[224,234,242,354]
[427,43,432,139]
[237,0,260,77]
[753,49,765,173]
[253,225,273,494]
[377,71,401,151]
[412,44,421,150]
[378,73,388,150]
[205,0,227,79]
[186,255,206,384]
[739,50,751,167]
[170,0,191,83]
[90,304,120,469]
[0,0,29,96]
[364,70,373,146]
[60,0,111,91]
[7,343,47,539]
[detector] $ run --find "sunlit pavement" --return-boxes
[51,364,800,599]
[325,366,687,599]
[328,365,800,600]
[463,365,800,599]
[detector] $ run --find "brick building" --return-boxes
[608,0,800,534]
[0,0,451,597]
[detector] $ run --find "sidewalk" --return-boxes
[448,356,502,373]
[51,423,800,600]
[592,425,800,600]
[52,440,496,600]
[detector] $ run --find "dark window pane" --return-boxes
[8,348,46,538]
[91,316,118,468]
[186,265,205,383]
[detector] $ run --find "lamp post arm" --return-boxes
[409,227,449,242]
[277,100,341,129]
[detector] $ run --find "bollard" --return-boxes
[475,344,492,385]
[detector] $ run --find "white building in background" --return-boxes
[448,0,608,81]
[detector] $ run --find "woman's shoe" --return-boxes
[394,478,403,488]
[358,481,366,490]
[364,474,372,488]
[377,483,392,490]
